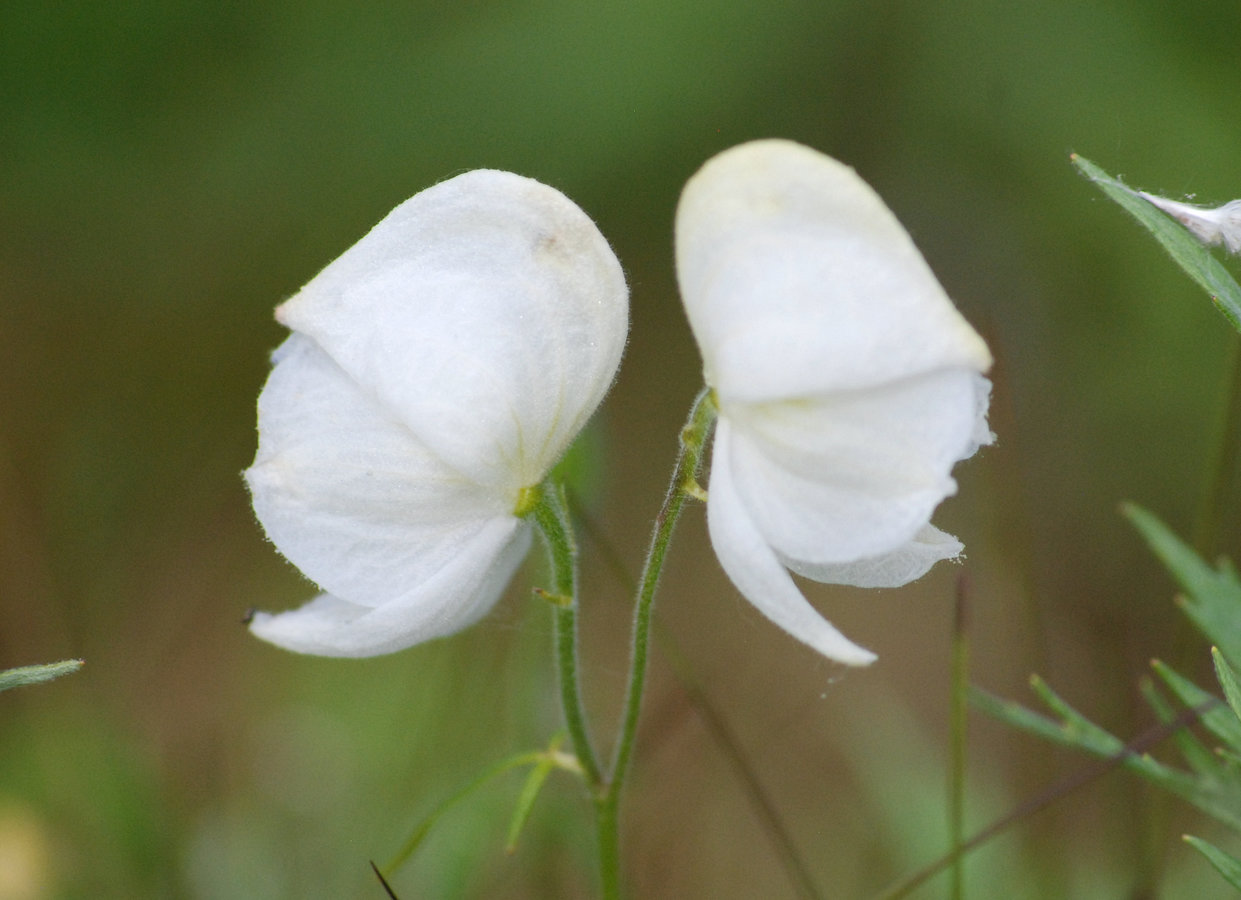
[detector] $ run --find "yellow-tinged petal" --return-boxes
[676,139,990,405]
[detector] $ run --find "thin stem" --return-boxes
[570,486,823,899]
[948,577,970,900]
[874,700,1213,900]
[527,484,604,789]
[655,631,823,900]
[1192,330,1241,559]
[595,388,718,899]
[555,602,603,787]
[1143,331,1241,892]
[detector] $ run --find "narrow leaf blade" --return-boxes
[0,659,83,693]
[1212,648,1241,730]
[1123,504,1241,666]
[1072,154,1241,329]
[1184,835,1241,890]
[505,758,555,853]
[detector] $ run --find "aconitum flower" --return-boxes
[676,140,993,665]
[245,170,628,657]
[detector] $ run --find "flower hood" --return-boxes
[676,139,992,664]
[246,169,628,657]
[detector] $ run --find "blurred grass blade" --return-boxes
[1212,648,1241,727]
[1184,835,1241,890]
[970,686,1072,744]
[1026,676,1128,755]
[976,680,1241,827]
[1140,676,1216,776]
[948,577,970,900]
[1123,503,1241,666]
[0,659,83,693]
[1072,154,1241,330]
[1151,661,1237,750]
[505,738,561,853]
[383,750,544,877]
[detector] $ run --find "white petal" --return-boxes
[706,432,877,665]
[277,170,628,492]
[249,515,533,657]
[783,524,963,588]
[676,139,990,405]
[246,334,511,609]
[968,374,996,454]
[723,370,988,564]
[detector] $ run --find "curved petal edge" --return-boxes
[249,517,532,658]
[707,436,877,666]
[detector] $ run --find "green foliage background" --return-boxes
[3,1,1241,896]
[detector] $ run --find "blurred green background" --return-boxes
[3,0,1241,897]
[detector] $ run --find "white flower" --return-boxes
[245,170,628,657]
[675,140,993,665]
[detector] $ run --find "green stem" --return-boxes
[1142,331,1241,894]
[527,484,604,789]
[948,578,970,900]
[874,700,1209,900]
[1192,330,1241,559]
[596,388,718,899]
[570,486,822,899]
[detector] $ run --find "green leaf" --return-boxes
[382,750,545,877]
[1214,648,1241,728]
[1026,676,1128,756]
[1140,676,1217,776]
[971,686,1091,749]
[506,752,557,853]
[1072,154,1241,330]
[1184,835,1241,891]
[1123,503,1241,666]
[976,680,1241,830]
[1152,660,1241,751]
[0,658,83,692]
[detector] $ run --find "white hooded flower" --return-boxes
[246,170,628,657]
[676,140,993,665]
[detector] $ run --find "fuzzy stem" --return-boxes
[528,484,604,789]
[595,388,717,898]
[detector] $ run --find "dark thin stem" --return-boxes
[874,701,1214,900]
[948,577,970,900]
[656,632,823,900]
[371,861,400,899]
